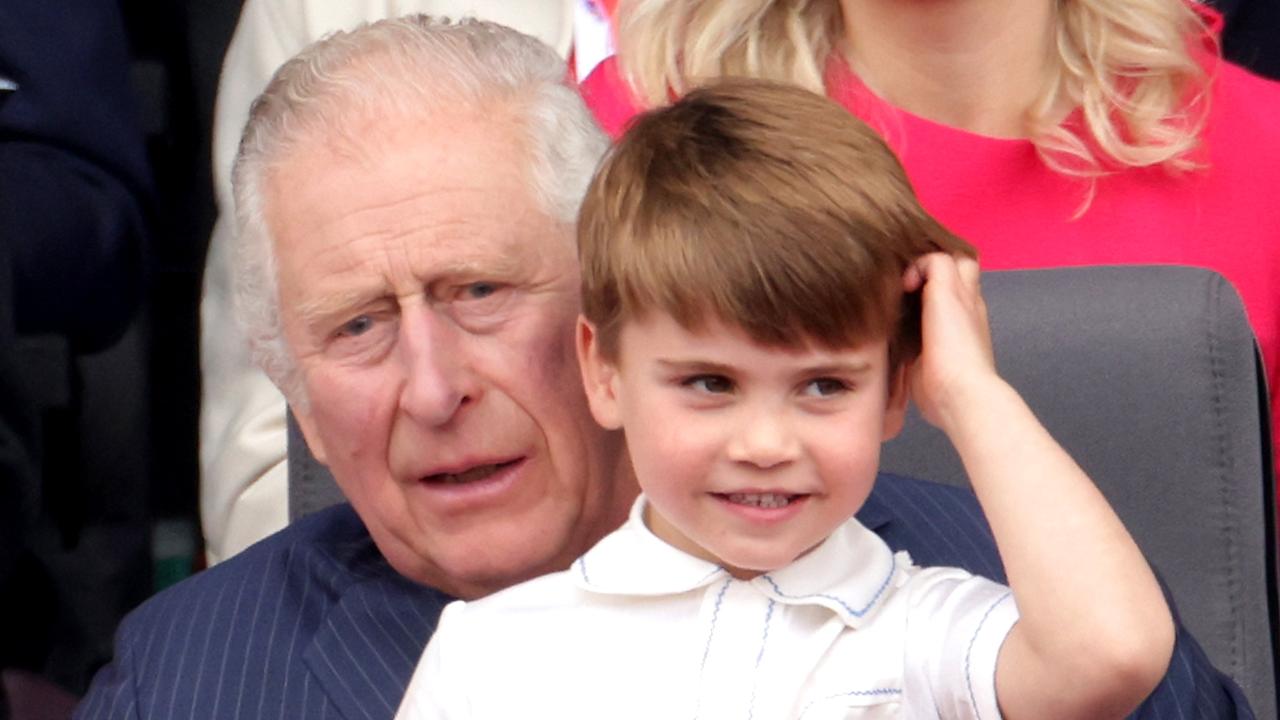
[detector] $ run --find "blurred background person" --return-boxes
[1215,0,1280,78]
[1,0,152,712]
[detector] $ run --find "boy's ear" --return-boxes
[881,361,910,442]
[576,316,624,430]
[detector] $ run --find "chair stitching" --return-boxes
[1206,273,1243,679]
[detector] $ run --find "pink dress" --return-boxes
[580,50,1280,462]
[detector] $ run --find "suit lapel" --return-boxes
[304,542,452,719]
[855,475,894,533]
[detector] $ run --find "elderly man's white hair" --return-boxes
[231,15,608,408]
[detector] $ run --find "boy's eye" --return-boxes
[683,375,734,394]
[803,377,849,397]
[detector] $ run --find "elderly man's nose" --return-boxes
[399,310,475,425]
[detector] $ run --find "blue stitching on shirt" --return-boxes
[797,688,902,718]
[699,579,733,674]
[693,579,734,720]
[965,592,1014,720]
[698,566,727,584]
[755,599,776,668]
[576,556,590,585]
[759,543,896,617]
[747,599,777,720]
[833,688,901,697]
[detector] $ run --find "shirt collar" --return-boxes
[572,496,727,596]
[752,512,908,628]
[572,495,912,628]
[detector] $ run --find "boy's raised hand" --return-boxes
[904,253,1174,719]
[902,252,1000,433]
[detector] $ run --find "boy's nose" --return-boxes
[725,407,800,469]
[398,307,478,427]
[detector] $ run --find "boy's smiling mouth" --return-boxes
[717,492,806,509]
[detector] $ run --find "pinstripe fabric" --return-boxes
[73,504,450,720]
[75,474,1250,719]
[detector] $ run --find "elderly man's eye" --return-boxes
[339,315,373,337]
[464,282,499,300]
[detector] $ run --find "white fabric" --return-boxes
[397,497,1019,719]
[572,0,614,81]
[198,0,576,564]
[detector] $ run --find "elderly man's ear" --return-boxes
[576,316,624,430]
[293,405,329,466]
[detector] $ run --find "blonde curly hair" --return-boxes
[614,0,1214,177]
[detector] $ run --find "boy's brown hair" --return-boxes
[577,79,974,366]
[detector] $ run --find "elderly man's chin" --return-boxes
[315,421,631,598]
[360,481,608,599]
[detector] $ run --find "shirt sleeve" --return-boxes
[900,568,1019,720]
[396,600,472,720]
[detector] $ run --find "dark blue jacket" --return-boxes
[75,473,1252,719]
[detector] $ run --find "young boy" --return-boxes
[396,80,1174,719]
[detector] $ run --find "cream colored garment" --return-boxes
[199,0,575,564]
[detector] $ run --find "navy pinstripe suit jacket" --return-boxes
[74,474,1253,719]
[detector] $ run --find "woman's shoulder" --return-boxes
[1208,61,1280,148]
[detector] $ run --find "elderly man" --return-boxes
[77,16,1249,720]
[199,0,608,566]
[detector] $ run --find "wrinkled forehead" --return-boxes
[264,112,574,301]
[284,96,530,178]
[265,105,548,240]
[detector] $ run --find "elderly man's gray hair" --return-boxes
[231,15,608,407]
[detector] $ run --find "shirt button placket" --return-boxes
[695,579,772,719]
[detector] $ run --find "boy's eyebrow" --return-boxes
[652,358,876,375]
[654,359,735,374]
[801,360,875,376]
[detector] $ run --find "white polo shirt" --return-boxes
[398,497,1019,719]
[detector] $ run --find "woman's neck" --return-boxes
[838,0,1058,138]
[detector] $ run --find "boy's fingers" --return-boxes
[902,262,923,292]
[956,256,982,291]
[910,252,985,305]
[910,252,952,285]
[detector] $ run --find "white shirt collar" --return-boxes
[572,495,913,628]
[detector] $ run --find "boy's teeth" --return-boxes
[727,492,793,509]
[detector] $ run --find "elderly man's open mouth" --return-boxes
[422,458,524,486]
